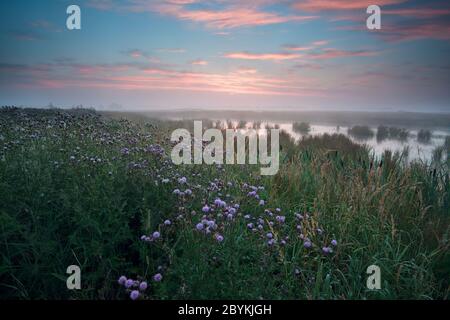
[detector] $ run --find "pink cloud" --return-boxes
[283,40,329,51]
[312,40,329,46]
[128,49,145,58]
[283,45,314,51]
[106,71,319,96]
[308,48,378,59]
[89,0,317,29]
[3,61,320,97]
[190,59,208,65]
[123,49,161,63]
[293,0,407,11]
[153,4,317,29]
[224,52,302,61]
[236,67,258,74]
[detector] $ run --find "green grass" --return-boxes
[0,107,449,300]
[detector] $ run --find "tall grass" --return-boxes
[0,108,448,300]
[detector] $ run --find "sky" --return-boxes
[0,0,449,112]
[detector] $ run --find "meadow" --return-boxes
[0,107,449,300]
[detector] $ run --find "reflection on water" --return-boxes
[212,120,449,163]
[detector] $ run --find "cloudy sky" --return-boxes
[0,0,449,112]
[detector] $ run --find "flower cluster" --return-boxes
[146,144,165,156]
[141,231,161,242]
[117,276,148,300]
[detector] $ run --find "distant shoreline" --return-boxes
[101,109,450,130]
[2,106,449,130]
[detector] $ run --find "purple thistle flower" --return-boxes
[303,241,312,249]
[130,290,140,300]
[247,223,254,229]
[259,200,265,206]
[322,247,332,254]
[207,220,215,228]
[276,215,286,223]
[267,239,275,246]
[139,282,148,291]
[118,276,127,285]
[295,213,303,220]
[216,234,224,242]
[152,231,160,239]
[247,191,257,197]
[125,279,134,288]
[266,232,273,239]
[331,239,338,246]
[153,273,163,282]
[196,223,204,231]
[164,220,171,226]
[202,205,210,213]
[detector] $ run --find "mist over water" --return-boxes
[209,120,449,163]
[114,109,449,164]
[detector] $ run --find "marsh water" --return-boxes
[106,110,450,164]
[211,120,449,163]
